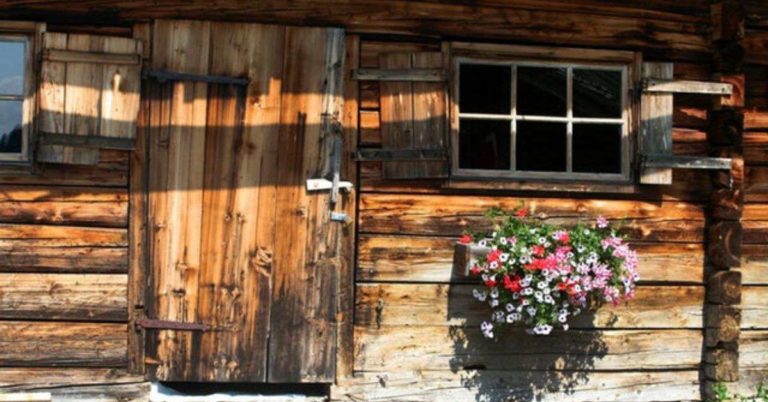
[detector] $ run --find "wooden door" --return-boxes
[143,20,345,383]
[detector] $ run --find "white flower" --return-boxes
[524,275,533,282]
[544,295,554,304]
[490,287,499,299]
[538,237,546,244]
[499,253,509,262]
[558,314,567,323]
[506,314,516,323]
[534,291,543,299]
[473,289,488,301]
[562,324,569,331]
[494,311,505,322]
[536,281,546,289]
[505,303,515,312]
[583,229,590,235]
[512,292,520,300]
[499,237,508,245]
[522,299,530,306]
[478,239,488,247]
[543,287,551,295]
[523,288,533,296]
[489,261,499,270]
[544,242,551,248]
[527,307,537,316]
[489,299,499,307]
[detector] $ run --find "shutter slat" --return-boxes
[639,62,674,185]
[379,51,449,179]
[36,33,142,165]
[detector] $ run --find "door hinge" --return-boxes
[135,318,210,332]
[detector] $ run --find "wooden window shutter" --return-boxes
[36,32,142,165]
[366,51,449,179]
[639,62,674,185]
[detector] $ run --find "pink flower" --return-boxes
[596,216,609,229]
[459,234,472,244]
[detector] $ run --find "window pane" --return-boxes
[459,64,511,115]
[0,100,22,154]
[573,123,622,173]
[573,69,622,118]
[0,40,25,96]
[516,121,566,172]
[517,66,566,116]
[459,118,510,170]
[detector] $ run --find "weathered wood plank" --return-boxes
[0,368,143,393]
[0,321,127,367]
[741,286,768,329]
[0,186,127,202]
[0,246,127,273]
[356,284,704,328]
[355,327,702,372]
[640,62,674,185]
[0,201,127,227]
[332,370,700,402]
[0,224,126,247]
[742,244,768,284]
[741,330,768,368]
[0,273,127,321]
[359,194,706,242]
[357,235,705,283]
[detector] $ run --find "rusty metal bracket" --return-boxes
[135,318,210,332]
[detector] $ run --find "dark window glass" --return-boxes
[517,66,566,116]
[573,124,622,173]
[573,69,622,118]
[0,41,25,96]
[0,101,22,154]
[458,118,510,170]
[516,121,566,172]
[459,64,511,114]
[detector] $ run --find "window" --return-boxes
[453,59,629,181]
[0,35,31,162]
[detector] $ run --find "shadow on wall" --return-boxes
[448,289,607,402]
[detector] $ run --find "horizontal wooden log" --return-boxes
[705,305,741,347]
[0,273,127,321]
[332,370,700,402]
[708,221,743,267]
[743,131,768,164]
[740,330,768,368]
[745,167,768,202]
[744,220,768,244]
[643,78,732,95]
[741,244,768,284]
[0,393,50,402]
[0,368,144,393]
[354,327,702,372]
[355,148,447,161]
[38,133,136,151]
[359,194,706,242]
[356,284,704,328]
[0,201,128,227]
[0,321,128,367]
[704,349,739,382]
[741,286,768,329]
[0,246,127,273]
[0,151,128,188]
[0,224,127,247]
[357,235,706,283]
[0,186,127,202]
[707,270,742,304]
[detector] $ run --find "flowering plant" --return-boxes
[463,206,639,337]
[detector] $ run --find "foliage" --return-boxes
[462,205,638,337]
[711,381,768,402]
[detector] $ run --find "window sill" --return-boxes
[443,177,641,195]
[0,160,35,177]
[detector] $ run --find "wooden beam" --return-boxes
[353,68,445,82]
[43,49,140,65]
[38,132,136,150]
[355,148,446,161]
[143,70,249,85]
[643,78,732,95]
[643,154,732,170]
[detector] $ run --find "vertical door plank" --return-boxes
[100,36,141,140]
[379,53,414,178]
[147,19,211,381]
[269,26,344,383]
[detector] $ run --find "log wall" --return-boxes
[737,1,768,394]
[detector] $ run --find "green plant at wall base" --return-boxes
[711,381,768,402]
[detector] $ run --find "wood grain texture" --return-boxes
[332,370,700,402]
[742,244,768,284]
[640,62,674,184]
[354,326,702,371]
[269,25,344,383]
[0,368,143,393]
[357,235,705,283]
[356,284,704,328]
[359,194,706,242]
[741,286,768,329]
[0,321,127,367]
[0,273,127,321]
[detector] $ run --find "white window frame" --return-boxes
[451,57,632,182]
[0,33,33,163]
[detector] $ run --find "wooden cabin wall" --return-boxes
[0,25,146,400]
[334,3,723,401]
[738,0,768,395]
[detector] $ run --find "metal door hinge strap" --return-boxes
[135,318,209,332]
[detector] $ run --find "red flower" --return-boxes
[557,232,570,245]
[524,255,558,271]
[515,208,529,218]
[503,275,522,292]
[486,249,502,263]
[484,279,497,288]
[459,234,472,244]
[469,265,482,276]
[531,245,546,257]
